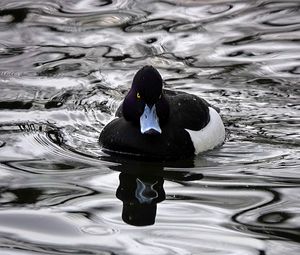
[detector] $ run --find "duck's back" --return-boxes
[165,91,210,131]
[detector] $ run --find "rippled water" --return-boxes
[0,0,299,254]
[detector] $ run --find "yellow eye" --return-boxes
[136,92,141,99]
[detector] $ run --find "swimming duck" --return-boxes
[99,66,225,159]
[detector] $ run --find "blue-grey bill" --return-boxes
[140,104,162,134]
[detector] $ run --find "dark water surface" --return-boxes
[0,0,300,254]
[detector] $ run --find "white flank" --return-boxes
[185,107,225,154]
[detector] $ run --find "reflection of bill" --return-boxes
[105,155,203,226]
[116,173,165,227]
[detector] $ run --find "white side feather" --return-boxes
[185,107,225,154]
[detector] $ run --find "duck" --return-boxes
[99,66,225,159]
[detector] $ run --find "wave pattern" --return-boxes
[0,0,300,254]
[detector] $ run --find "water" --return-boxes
[0,0,299,254]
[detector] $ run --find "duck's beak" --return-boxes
[140,104,162,135]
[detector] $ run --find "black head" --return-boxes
[122,66,170,132]
[132,66,163,105]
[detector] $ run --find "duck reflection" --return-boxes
[116,172,165,226]
[106,156,202,226]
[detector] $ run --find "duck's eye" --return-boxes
[136,92,141,99]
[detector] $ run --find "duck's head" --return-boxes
[123,66,169,135]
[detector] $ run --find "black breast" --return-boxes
[99,91,210,159]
